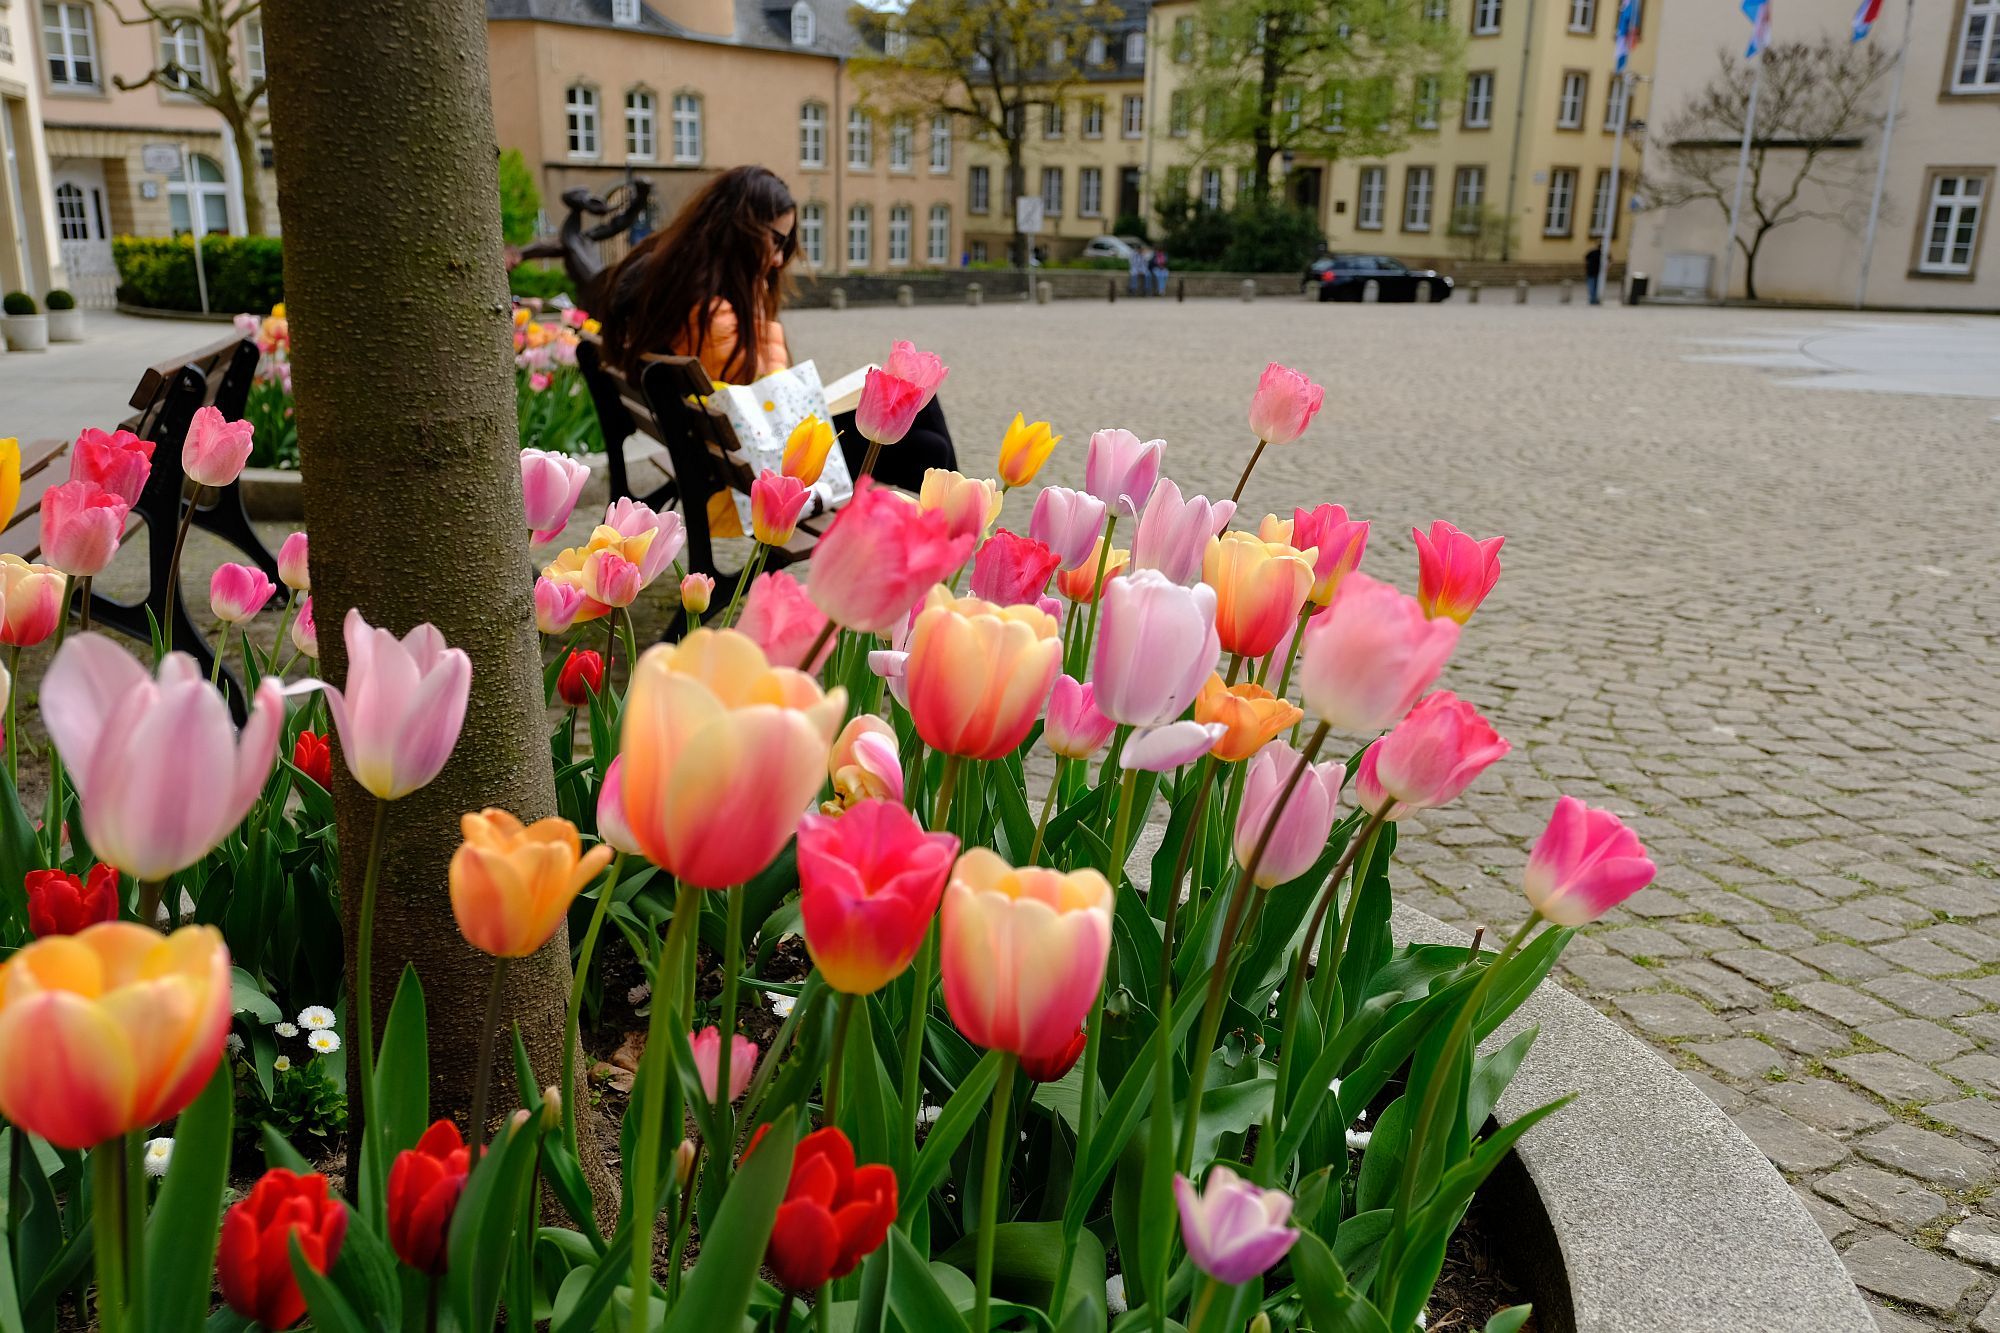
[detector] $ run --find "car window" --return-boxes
[1377,257,1408,274]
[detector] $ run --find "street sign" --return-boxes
[141,143,182,175]
[1015,195,1045,236]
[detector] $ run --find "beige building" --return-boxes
[3,0,66,299]
[488,0,963,277]
[1629,0,1998,308]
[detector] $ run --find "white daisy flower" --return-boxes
[627,982,652,1006]
[273,1055,292,1073]
[917,1103,943,1126]
[143,1138,174,1177]
[1346,1129,1373,1151]
[273,1022,299,1038]
[297,1006,336,1031]
[1105,1274,1128,1316]
[225,1034,246,1054]
[769,994,796,1019]
[307,1030,341,1054]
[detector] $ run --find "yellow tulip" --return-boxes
[997,414,1061,489]
[0,439,19,534]
[450,810,612,958]
[782,414,836,486]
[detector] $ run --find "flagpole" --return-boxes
[1602,70,1632,303]
[1854,0,1914,309]
[1718,50,1764,303]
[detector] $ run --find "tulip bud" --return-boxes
[541,1087,563,1130]
[675,1138,698,1191]
[557,648,605,707]
[277,531,310,592]
[680,572,715,615]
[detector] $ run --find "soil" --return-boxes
[1425,1186,1538,1333]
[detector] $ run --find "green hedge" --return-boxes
[113,235,285,314]
[508,264,577,302]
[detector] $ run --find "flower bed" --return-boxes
[0,349,1661,1333]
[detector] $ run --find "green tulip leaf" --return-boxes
[144,1065,234,1333]
[662,1106,799,1333]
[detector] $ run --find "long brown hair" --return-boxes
[604,165,797,382]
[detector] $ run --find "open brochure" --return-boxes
[708,358,856,536]
[823,364,875,417]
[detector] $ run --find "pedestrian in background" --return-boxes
[1584,244,1603,306]
[1151,245,1170,297]
[1128,245,1149,297]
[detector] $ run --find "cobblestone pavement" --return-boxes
[791,297,2000,1330]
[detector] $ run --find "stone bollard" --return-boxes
[1108,278,1118,303]
[1036,281,1053,305]
[1469,281,1482,304]
[967,283,982,307]
[1415,280,1432,303]
[1240,279,1257,303]
[1515,280,1529,305]
[1176,278,1185,302]
[829,287,848,311]
[896,284,914,308]
[1560,280,1573,305]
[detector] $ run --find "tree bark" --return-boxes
[262,0,581,1157]
[1250,30,1282,200]
[226,111,266,237]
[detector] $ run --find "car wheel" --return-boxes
[1361,278,1381,303]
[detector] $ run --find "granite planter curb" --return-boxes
[240,467,304,521]
[1392,903,1874,1333]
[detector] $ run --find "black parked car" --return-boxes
[1303,253,1455,303]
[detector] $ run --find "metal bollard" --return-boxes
[1468,281,1482,304]
[1108,278,1118,303]
[1037,280,1053,304]
[1515,280,1529,305]
[1176,278,1185,302]
[1240,279,1257,303]
[829,287,848,311]
[967,283,982,307]
[896,284,914,308]
[1560,280,1573,305]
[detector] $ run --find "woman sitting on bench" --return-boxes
[600,165,957,491]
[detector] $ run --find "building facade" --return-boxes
[1629,0,1998,308]
[488,0,962,278]
[3,0,66,299]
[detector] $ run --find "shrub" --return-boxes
[44,289,76,311]
[498,149,542,248]
[509,263,576,302]
[112,235,285,314]
[1157,197,1326,273]
[1111,212,1149,241]
[2,293,35,317]
[1158,197,1234,265]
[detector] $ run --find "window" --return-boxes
[55,184,89,240]
[888,205,911,264]
[1169,90,1189,136]
[1004,102,1025,138]
[1918,172,1987,275]
[1079,166,1103,216]
[613,0,641,23]
[1544,167,1577,235]
[1086,34,1105,64]
[673,93,703,163]
[566,85,599,157]
[1472,0,1501,34]
[969,165,991,213]
[1568,0,1595,31]
[1954,0,1999,91]
[930,114,951,170]
[43,3,98,87]
[627,90,658,160]
[1357,166,1385,229]
[1201,168,1222,209]
[1045,101,1065,138]
[159,18,207,92]
[885,22,907,55]
[1558,71,1587,129]
[1590,169,1615,237]
[847,203,871,266]
[971,241,988,262]
[800,202,825,267]
[1041,166,1064,216]
[1464,71,1494,127]
[790,0,815,46]
[243,14,265,83]
[890,115,913,170]
[168,152,229,235]
[847,107,872,168]
[1415,76,1440,128]
[1452,166,1485,230]
[1403,166,1433,231]
[1049,37,1066,64]
[1163,166,1189,200]
[1324,85,1345,132]
[1174,16,1195,60]
[1122,94,1143,137]
[1424,0,1449,22]
[927,204,950,263]
[1125,31,1145,64]
[800,102,826,167]
[1083,99,1104,137]
[1605,74,1630,130]
[1283,87,1301,131]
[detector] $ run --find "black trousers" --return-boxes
[833,397,958,491]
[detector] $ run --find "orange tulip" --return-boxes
[1194,674,1303,762]
[450,810,612,958]
[0,923,231,1149]
[903,588,1062,761]
[619,629,846,888]
[1202,532,1316,659]
[1054,539,1129,604]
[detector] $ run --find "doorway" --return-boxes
[53,161,117,307]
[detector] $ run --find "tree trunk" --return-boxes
[227,111,266,237]
[1249,21,1283,201]
[262,0,582,1156]
[1007,135,1027,275]
[1742,232,1761,302]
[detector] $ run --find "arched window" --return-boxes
[926,203,950,264]
[799,102,826,167]
[566,85,600,157]
[790,0,815,45]
[625,90,657,160]
[168,153,230,236]
[847,203,871,267]
[672,94,703,163]
[846,106,873,169]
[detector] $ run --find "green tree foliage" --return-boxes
[497,148,542,248]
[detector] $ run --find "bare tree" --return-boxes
[1643,37,1894,301]
[109,0,268,235]
[851,0,1120,268]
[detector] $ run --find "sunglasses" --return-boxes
[769,223,798,260]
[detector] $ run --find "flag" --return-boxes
[1614,0,1640,71]
[1742,0,1772,56]
[1852,0,1883,41]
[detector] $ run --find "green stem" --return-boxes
[1313,818,1389,1023]
[6,644,20,786]
[1187,1276,1220,1331]
[135,880,160,928]
[1071,514,1118,676]
[91,1137,127,1333]
[858,438,884,481]
[931,753,962,831]
[630,898,691,1333]
[355,798,391,1214]
[1027,757,1063,865]
[159,487,199,652]
[564,853,626,1160]
[1108,766,1139,886]
[713,887,747,1162]
[272,589,298,674]
[897,921,938,1195]
[825,992,857,1128]
[77,576,92,634]
[122,1129,144,1331]
[209,637,225,686]
[814,1285,830,1333]
[972,1055,1017,1333]
[1230,439,1267,504]
[720,543,769,628]
[802,616,838,680]
[467,957,510,1165]
[619,608,642,687]
[1274,603,1312,708]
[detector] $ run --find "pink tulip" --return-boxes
[689,1027,758,1102]
[940,849,1113,1062]
[679,572,715,615]
[596,755,641,856]
[1352,692,1510,821]
[1175,1166,1301,1284]
[808,480,975,634]
[1295,574,1459,735]
[520,449,590,544]
[1246,363,1325,446]
[1122,720,1227,772]
[1522,796,1657,926]
[1413,520,1504,624]
[854,341,947,447]
[277,531,310,592]
[1091,570,1219,727]
[1028,486,1108,571]
[969,529,1061,606]
[209,563,276,624]
[71,428,154,505]
[1082,428,1165,519]
[182,405,256,489]
[535,576,586,635]
[581,549,642,610]
[1043,675,1116,759]
[751,470,812,547]
[1267,505,1369,605]
[604,498,687,588]
[1133,478,1236,584]
[1233,740,1343,888]
[42,634,283,880]
[321,609,472,801]
[738,571,834,672]
[291,597,318,660]
[40,481,129,578]
[528,371,552,393]
[827,716,903,807]
[884,339,949,401]
[797,800,957,994]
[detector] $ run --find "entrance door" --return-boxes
[1289,167,1323,214]
[1118,167,1142,224]
[53,162,116,307]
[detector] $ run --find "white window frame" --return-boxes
[43,2,99,88]
[1589,169,1613,237]
[889,115,914,171]
[167,152,230,236]
[55,183,90,240]
[1357,166,1385,229]
[847,106,873,169]
[1403,166,1434,231]
[613,0,642,24]
[1918,172,1987,275]
[1079,166,1103,217]
[242,14,265,84]
[1544,167,1576,236]
[927,203,950,263]
[790,0,815,46]
[969,164,991,213]
[1121,94,1144,138]
[566,84,600,158]
[847,202,871,266]
[1424,0,1449,22]
[1125,31,1145,64]
[1415,76,1439,129]
[1083,99,1104,138]
[1174,16,1195,61]
[1283,87,1302,131]
[1041,166,1064,216]
[627,89,658,161]
[1453,165,1485,228]
[800,101,826,167]
[799,202,826,267]
[1568,0,1595,32]
[1086,34,1105,64]
[1464,71,1494,127]
[888,204,912,265]
[1953,0,2000,91]
[1049,36,1066,64]
[1045,100,1065,138]
[672,92,702,164]
[1169,90,1189,136]
[1201,168,1222,209]
[1324,85,1345,132]
[885,22,907,55]
[1558,71,1587,129]
[1472,0,1501,34]
[930,114,952,171]
[1605,75,1630,130]
[159,17,207,93]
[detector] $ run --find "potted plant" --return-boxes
[44,290,84,343]
[1,293,47,352]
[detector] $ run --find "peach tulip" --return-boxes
[0,555,66,647]
[1195,674,1303,763]
[752,470,812,547]
[1028,485,1107,570]
[182,405,256,489]
[1203,532,1317,659]
[1083,428,1164,519]
[940,849,1113,1062]
[1522,796,1657,926]
[209,563,276,625]
[604,499,686,587]
[680,572,715,615]
[449,810,611,958]
[797,800,956,994]
[1053,538,1128,604]
[521,448,591,544]
[997,414,1061,488]
[596,756,641,856]
[690,1026,758,1102]
[43,634,283,880]
[782,414,836,485]
[1295,574,1459,735]
[71,427,154,505]
[1263,505,1369,606]
[1043,675,1115,759]
[1134,478,1236,585]
[827,715,903,809]
[903,588,1062,761]
[277,531,310,592]
[1233,741,1343,888]
[738,571,834,672]
[1091,570,1219,727]
[543,524,662,623]
[0,922,232,1149]
[807,480,974,634]
[917,468,1002,543]
[1351,692,1510,820]
[321,609,472,801]
[1246,363,1325,446]
[619,629,845,888]
[40,481,128,578]
[1413,520,1504,624]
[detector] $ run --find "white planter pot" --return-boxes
[1,315,49,352]
[46,309,85,343]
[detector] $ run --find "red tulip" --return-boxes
[765,1127,897,1292]
[387,1120,469,1275]
[70,427,154,506]
[969,529,1062,607]
[216,1169,348,1330]
[24,864,119,937]
[1020,1028,1087,1083]
[293,730,333,790]
[557,648,605,707]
